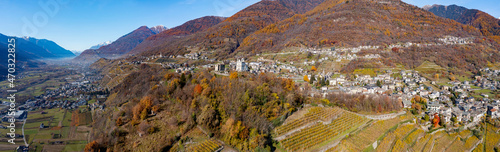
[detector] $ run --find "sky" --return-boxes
[0,0,498,52]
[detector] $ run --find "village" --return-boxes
[159,52,500,130]
[0,72,107,123]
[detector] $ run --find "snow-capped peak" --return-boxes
[89,41,112,50]
[150,25,168,34]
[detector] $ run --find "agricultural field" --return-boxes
[0,69,80,101]
[0,106,92,152]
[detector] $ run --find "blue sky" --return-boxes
[0,0,498,52]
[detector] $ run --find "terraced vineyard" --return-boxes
[372,124,486,152]
[275,107,342,136]
[376,124,416,152]
[185,139,222,152]
[277,106,367,151]
[329,114,412,152]
[412,134,432,151]
[274,106,500,152]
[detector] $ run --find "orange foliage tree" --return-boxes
[229,72,238,79]
[311,66,317,71]
[84,140,101,152]
[432,113,440,128]
[303,75,309,82]
[194,84,203,95]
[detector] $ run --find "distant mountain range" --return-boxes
[424,4,500,43]
[73,26,157,63]
[127,16,226,56]
[21,36,75,58]
[150,25,168,34]
[0,33,75,80]
[89,41,112,50]
[131,0,326,59]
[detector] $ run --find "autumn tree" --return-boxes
[229,72,238,79]
[194,84,203,95]
[433,113,440,128]
[450,76,456,81]
[84,140,101,152]
[303,75,309,82]
[116,117,123,126]
[133,96,154,121]
[284,79,295,91]
[311,66,317,72]
[434,74,439,80]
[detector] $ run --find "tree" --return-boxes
[424,114,430,121]
[303,75,309,82]
[450,76,456,81]
[376,80,382,87]
[194,84,203,95]
[311,66,317,72]
[451,116,457,123]
[309,75,316,84]
[230,72,238,79]
[434,74,439,80]
[116,117,123,126]
[84,140,101,152]
[433,113,440,128]
[180,73,187,87]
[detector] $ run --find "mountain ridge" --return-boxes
[424,4,500,43]
[74,26,156,63]
[134,0,326,59]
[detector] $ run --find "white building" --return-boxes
[236,59,248,72]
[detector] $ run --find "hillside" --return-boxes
[237,0,499,72]
[23,37,75,58]
[127,16,226,56]
[425,4,500,44]
[240,0,480,51]
[135,0,326,59]
[74,26,156,63]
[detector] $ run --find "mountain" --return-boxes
[0,34,51,79]
[74,26,156,63]
[71,50,82,56]
[239,0,500,72]
[126,16,226,56]
[131,0,326,58]
[149,25,168,34]
[22,37,75,58]
[89,41,112,50]
[424,4,500,43]
[240,0,482,51]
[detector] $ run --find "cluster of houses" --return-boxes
[39,82,101,100]
[0,74,106,123]
[438,36,473,45]
[213,58,308,76]
[303,68,499,128]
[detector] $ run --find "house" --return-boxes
[215,64,225,72]
[402,98,412,108]
[13,111,27,120]
[236,59,248,72]
[488,106,500,118]
[427,102,442,112]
